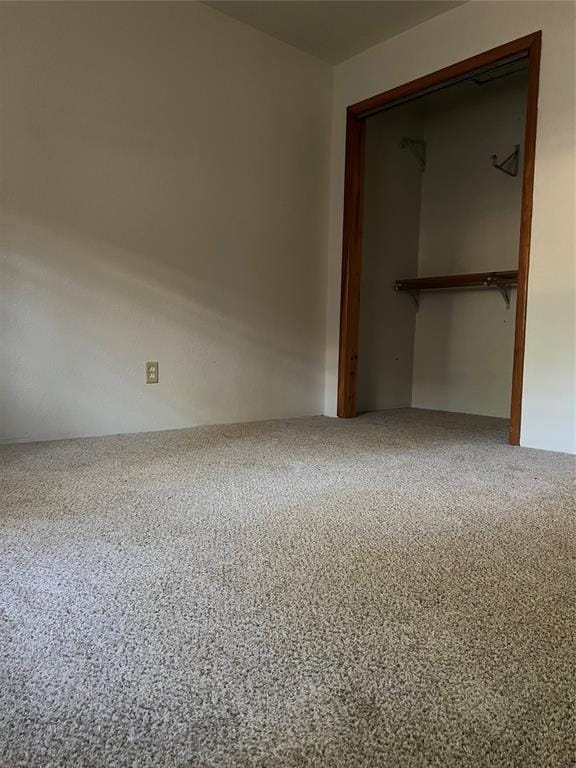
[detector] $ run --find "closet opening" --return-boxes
[337,32,541,445]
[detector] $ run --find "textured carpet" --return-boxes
[1,409,574,768]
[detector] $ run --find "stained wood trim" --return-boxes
[337,109,365,417]
[509,32,541,445]
[337,32,542,444]
[348,33,539,118]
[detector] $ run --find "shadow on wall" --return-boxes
[0,2,331,441]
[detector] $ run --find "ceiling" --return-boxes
[203,1,467,64]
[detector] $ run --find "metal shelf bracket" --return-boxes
[498,285,511,309]
[408,291,420,311]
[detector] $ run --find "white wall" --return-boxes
[357,105,423,412]
[0,2,332,442]
[412,73,527,418]
[324,1,576,453]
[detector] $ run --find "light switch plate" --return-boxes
[146,362,159,384]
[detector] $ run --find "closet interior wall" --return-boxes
[357,103,423,412]
[357,69,529,418]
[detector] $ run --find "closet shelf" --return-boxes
[394,270,518,309]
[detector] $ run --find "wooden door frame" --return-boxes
[337,31,541,445]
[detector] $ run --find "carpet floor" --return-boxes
[0,409,574,768]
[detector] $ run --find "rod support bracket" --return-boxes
[400,137,426,172]
[491,144,520,177]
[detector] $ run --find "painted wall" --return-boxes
[412,73,527,418]
[324,1,576,453]
[357,106,423,412]
[0,2,332,441]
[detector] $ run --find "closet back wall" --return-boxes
[412,73,528,417]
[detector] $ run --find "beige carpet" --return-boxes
[1,409,574,767]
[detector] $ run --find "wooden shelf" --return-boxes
[394,270,518,293]
[394,270,518,309]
